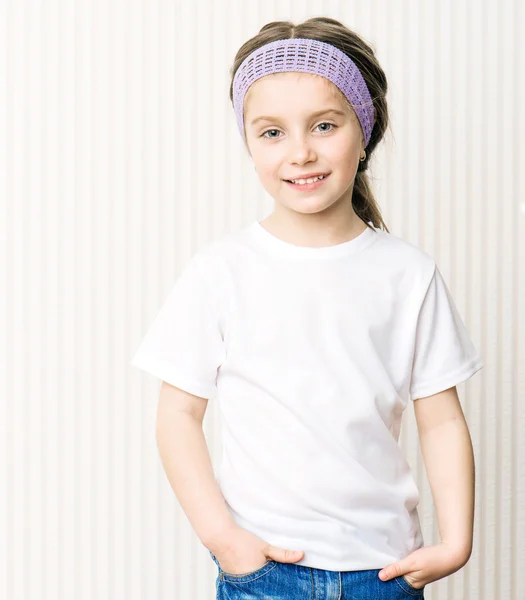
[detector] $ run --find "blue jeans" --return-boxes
[209,550,425,599]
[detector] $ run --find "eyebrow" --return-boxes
[249,108,347,127]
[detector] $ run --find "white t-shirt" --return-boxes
[130,220,484,572]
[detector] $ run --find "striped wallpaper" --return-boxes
[2,1,524,599]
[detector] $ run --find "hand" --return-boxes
[207,525,304,576]
[378,542,469,589]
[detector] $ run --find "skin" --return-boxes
[243,72,370,247]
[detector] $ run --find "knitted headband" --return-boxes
[232,37,375,147]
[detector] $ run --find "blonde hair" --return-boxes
[229,17,391,233]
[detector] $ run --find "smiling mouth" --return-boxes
[284,173,331,184]
[283,173,331,192]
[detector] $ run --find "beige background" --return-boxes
[2,0,524,599]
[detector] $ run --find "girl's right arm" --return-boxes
[156,381,305,573]
[155,381,238,551]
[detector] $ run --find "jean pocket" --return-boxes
[209,550,278,583]
[394,574,425,595]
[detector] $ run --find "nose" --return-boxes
[287,134,317,165]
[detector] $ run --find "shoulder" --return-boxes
[185,231,240,278]
[187,224,257,275]
[179,232,245,316]
[372,227,436,287]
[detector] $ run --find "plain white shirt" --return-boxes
[130,220,483,571]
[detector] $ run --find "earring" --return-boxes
[360,151,366,162]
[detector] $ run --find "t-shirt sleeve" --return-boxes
[129,253,226,399]
[409,263,484,400]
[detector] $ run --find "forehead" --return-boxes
[244,72,347,116]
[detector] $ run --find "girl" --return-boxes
[131,17,483,600]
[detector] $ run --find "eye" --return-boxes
[260,122,338,139]
[260,129,282,139]
[316,122,336,133]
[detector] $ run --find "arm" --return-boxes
[155,381,237,550]
[155,381,304,569]
[413,385,475,564]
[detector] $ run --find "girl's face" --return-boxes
[243,72,365,218]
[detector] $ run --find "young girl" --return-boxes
[131,17,483,600]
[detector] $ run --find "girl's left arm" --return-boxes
[378,385,475,588]
[413,384,475,562]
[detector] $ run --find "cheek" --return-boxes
[332,146,360,175]
[252,155,280,179]
[329,139,357,161]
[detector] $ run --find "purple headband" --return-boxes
[232,37,375,147]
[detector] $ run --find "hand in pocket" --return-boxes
[208,525,304,576]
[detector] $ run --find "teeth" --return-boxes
[290,174,326,184]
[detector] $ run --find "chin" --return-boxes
[283,201,338,215]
